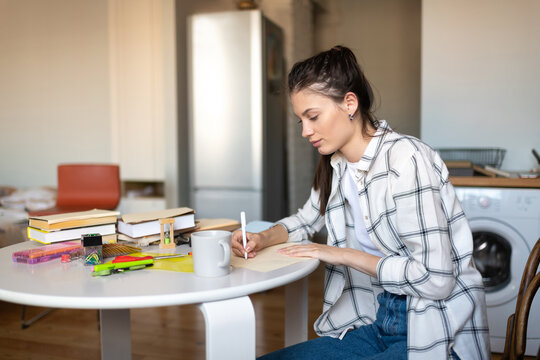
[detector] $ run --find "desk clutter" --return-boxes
[25,207,240,246]
[11,207,312,277]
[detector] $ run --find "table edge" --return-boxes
[0,259,320,309]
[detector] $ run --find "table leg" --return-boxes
[99,309,131,360]
[285,277,308,347]
[198,296,255,360]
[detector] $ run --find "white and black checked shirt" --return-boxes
[277,121,490,359]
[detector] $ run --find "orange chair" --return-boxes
[29,164,121,216]
[501,238,540,359]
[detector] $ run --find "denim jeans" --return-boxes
[258,291,407,360]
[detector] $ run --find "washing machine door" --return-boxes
[468,218,530,306]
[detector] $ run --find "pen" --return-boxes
[241,211,248,259]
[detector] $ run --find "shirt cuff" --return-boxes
[376,255,408,293]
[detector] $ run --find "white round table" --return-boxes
[0,241,319,360]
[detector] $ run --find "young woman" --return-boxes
[231,46,490,359]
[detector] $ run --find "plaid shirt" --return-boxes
[277,121,490,359]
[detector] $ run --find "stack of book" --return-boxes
[27,209,120,244]
[117,207,196,246]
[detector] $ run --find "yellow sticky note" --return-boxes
[131,252,194,273]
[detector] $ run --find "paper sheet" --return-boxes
[230,243,311,272]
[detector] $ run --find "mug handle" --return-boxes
[218,239,230,267]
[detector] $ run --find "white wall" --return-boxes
[0,0,111,187]
[421,0,540,171]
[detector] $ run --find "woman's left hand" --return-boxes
[279,243,381,277]
[278,243,345,266]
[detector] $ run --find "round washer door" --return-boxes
[468,218,530,306]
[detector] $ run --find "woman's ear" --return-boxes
[344,92,359,116]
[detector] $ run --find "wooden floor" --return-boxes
[0,263,532,359]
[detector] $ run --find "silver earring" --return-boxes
[349,114,354,121]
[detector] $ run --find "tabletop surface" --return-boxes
[0,241,319,309]
[450,176,540,188]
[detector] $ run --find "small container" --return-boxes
[12,242,83,264]
[82,233,103,265]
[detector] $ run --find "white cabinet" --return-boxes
[108,0,177,206]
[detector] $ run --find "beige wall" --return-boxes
[0,0,111,187]
[421,0,540,171]
[314,0,421,137]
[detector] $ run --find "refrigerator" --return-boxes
[187,10,287,223]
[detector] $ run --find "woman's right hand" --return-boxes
[231,229,265,258]
[231,224,288,259]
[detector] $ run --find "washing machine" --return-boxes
[454,186,540,355]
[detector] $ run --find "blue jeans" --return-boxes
[258,291,408,360]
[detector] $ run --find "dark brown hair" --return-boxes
[288,46,378,215]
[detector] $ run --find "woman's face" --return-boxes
[291,89,362,158]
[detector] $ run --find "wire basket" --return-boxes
[436,148,506,169]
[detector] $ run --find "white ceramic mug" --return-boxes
[191,230,232,277]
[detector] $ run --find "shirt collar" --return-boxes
[330,120,392,174]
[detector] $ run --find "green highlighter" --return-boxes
[91,254,188,277]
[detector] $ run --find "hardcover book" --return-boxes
[27,224,117,244]
[28,209,119,231]
[117,207,195,238]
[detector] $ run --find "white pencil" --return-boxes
[240,211,248,260]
